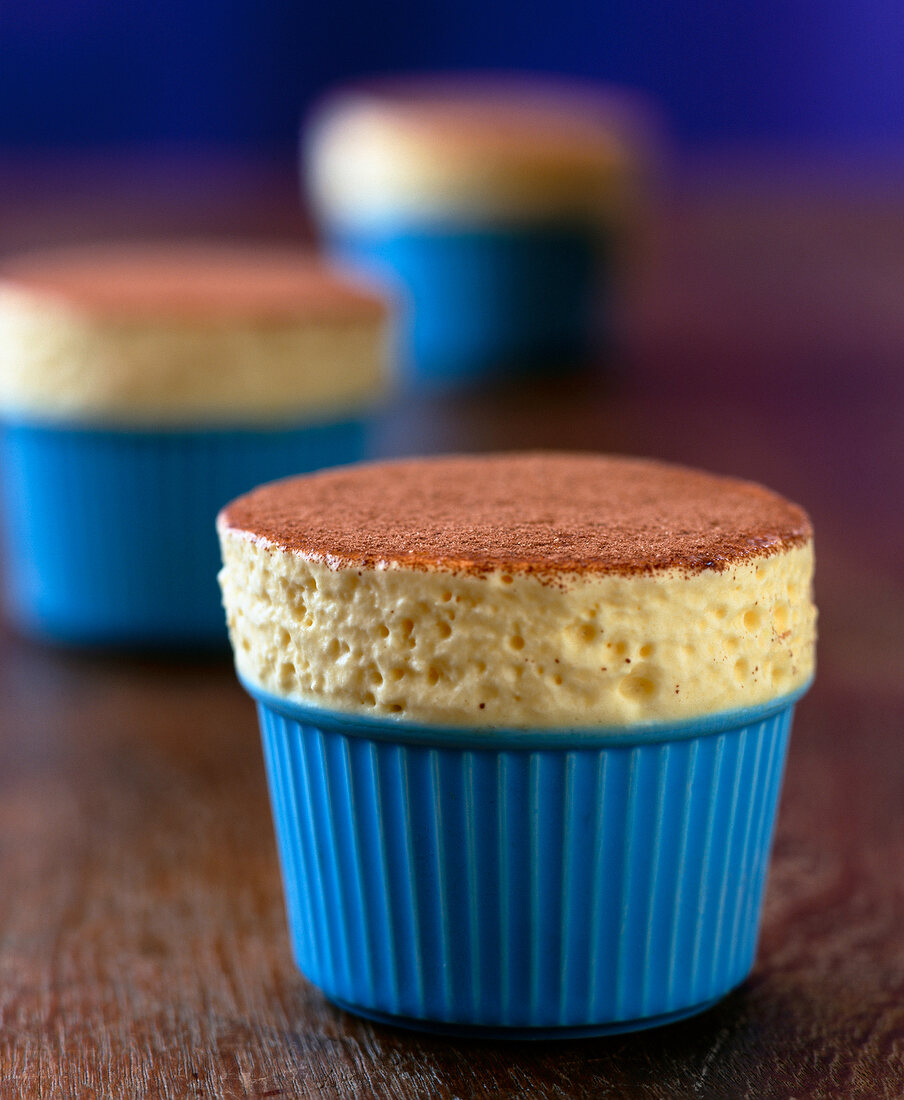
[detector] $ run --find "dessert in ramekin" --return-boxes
[306,80,647,388]
[0,243,390,645]
[218,452,816,1036]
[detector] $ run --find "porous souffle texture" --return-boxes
[218,454,816,728]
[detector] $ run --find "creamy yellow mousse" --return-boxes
[0,243,390,425]
[218,453,816,728]
[307,80,646,226]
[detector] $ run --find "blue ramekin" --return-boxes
[0,417,366,646]
[244,678,809,1037]
[326,221,603,388]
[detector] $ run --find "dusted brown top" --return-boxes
[324,79,631,160]
[0,243,387,322]
[220,453,812,576]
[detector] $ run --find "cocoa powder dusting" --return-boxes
[220,453,812,577]
[0,244,387,322]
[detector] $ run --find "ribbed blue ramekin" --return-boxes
[0,417,365,646]
[326,222,603,388]
[246,680,809,1037]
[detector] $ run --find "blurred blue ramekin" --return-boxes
[306,78,650,389]
[0,417,367,647]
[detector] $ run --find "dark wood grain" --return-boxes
[1,157,903,1099]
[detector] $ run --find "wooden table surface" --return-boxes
[1,158,903,1098]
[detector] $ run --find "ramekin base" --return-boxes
[0,417,366,646]
[329,992,726,1040]
[326,221,603,388]
[247,684,808,1035]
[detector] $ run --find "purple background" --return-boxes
[1,0,902,152]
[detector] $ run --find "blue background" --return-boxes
[1,1,902,151]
